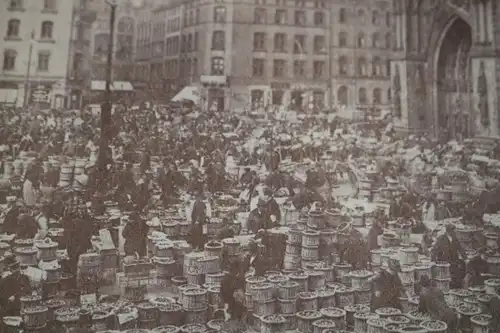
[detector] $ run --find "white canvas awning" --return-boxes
[0,89,18,104]
[90,80,134,91]
[171,86,200,104]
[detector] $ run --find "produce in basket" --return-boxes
[456,304,481,316]
[180,324,206,333]
[407,311,431,321]
[261,314,286,323]
[350,270,373,278]
[470,314,492,325]
[296,310,323,319]
[420,320,447,331]
[345,304,370,313]
[312,319,336,328]
[153,326,180,333]
[375,307,401,316]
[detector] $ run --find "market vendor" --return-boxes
[463,247,488,288]
[418,275,458,333]
[221,260,246,321]
[0,255,32,317]
[247,199,274,234]
[189,189,211,251]
[262,187,281,225]
[372,259,404,310]
[339,227,369,270]
[2,196,20,234]
[63,212,94,275]
[122,211,148,257]
[431,223,466,289]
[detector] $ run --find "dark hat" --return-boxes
[418,274,431,288]
[257,199,266,207]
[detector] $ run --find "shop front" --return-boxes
[200,75,228,112]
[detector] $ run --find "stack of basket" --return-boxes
[153,241,177,284]
[180,285,208,324]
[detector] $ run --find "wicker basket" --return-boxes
[245,276,266,294]
[317,289,336,308]
[158,303,183,326]
[180,323,207,333]
[183,307,208,325]
[278,298,296,314]
[354,312,378,333]
[182,288,207,310]
[137,302,158,321]
[432,262,451,280]
[302,230,321,247]
[21,306,48,329]
[178,285,202,306]
[204,241,223,257]
[320,307,347,329]
[196,256,220,274]
[285,241,301,255]
[261,314,286,333]
[222,238,240,256]
[253,300,276,316]
[288,228,303,245]
[296,310,322,333]
[367,318,388,333]
[20,295,42,311]
[307,270,325,291]
[350,270,373,290]
[288,272,309,292]
[277,280,299,300]
[335,286,355,308]
[298,291,318,311]
[251,282,274,302]
[205,272,225,285]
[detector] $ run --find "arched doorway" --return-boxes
[435,17,472,140]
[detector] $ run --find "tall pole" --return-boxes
[23,30,35,109]
[97,2,116,188]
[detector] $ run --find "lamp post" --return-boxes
[23,30,36,109]
[96,0,117,189]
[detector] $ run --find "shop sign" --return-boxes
[200,75,227,85]
[30,85,51,104]
[270,82,290,90]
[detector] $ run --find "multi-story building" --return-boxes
[133,0,393,112]
[330,0,392,113]
[0,0,75,108]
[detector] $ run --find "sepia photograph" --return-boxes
[0,0,499,332]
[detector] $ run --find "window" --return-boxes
[273,59,286,77]
[372,32,380,48]
[295,11,306,26]
[357,9,365,18]
[211,57,224,75]
[43,0,56,11]
[386,12,391,27]
[338,56,348,75]
[314,0,325,8]
[187,34,192,51]
[339,32,347,47]
[372,10,379,25]
[212,31,225,50]
[194,32,198,51]
[254,8,266,24]
[337,86,348,106]
[314,11,324,26]
[357,57,367,76]
[385,32,391,49]
[293,60,305,77]
[313,61,324,79]
[372,57,382,76]
[357,32,365,48]
[386,59,391,76]
[41,21,53,39]
[387,88,392,102]
[213,6,226,23]
[252,58,265,76]
[339,8,346,23]
[313,91,324,109]
[373,88,382,104]
[358,87,367,104]
[192,58,197,76]
[37,52,50,72]
[275,9,287,24]
[314,35,325,54]
[293,35,305,54]
[9,0,23,10]
[253,32,266,51]
[251,90,264,107]
[274,33,286,52]
[7,19,20,37]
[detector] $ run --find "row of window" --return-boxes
[338,57,390,77]
[8,0,57,11]
[6,19,54,39]
[336,86,391,105]
[340,31,392,49]
[253,0,326,8]
[253,8,326,26]
[252,33,326,53]
[3,50,51,71]
[251,59,326,79]
[134,58,199,81]
[213,6,390,26]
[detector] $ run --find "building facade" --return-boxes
[330,0,392,113]
[133,0,393,112]
[0,0,74,108]
[391,0,500,139]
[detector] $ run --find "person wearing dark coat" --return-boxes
[418,275,458,333]
[372,260,404,310]
[431,224,466,289]
[122,212,148,257]
[16,213,39,239]
[221,260,246,320]
[262,187,281,225]
[64,214,94,275]
[464,249,488,288]
[2,198,20,235]
[190,191,209,250]
[367,218,384,252]
[247,200,273,234]
[340,228,369,270]
[0,255,32,317]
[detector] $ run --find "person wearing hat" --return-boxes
[0,255,32,317]
[189,189,211,251]
[464,247,489,288]
[418,275,458,333]
[431,223,466,288]
[247,199,273,234]
[372,258,404,310]
[261,187,281,226]
[220,259,246,323]
[122,211,148,257]
[2,196,20,234]
[63,212,94,276]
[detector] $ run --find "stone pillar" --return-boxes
[391,59,428,134]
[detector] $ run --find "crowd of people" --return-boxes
[1,104,500,331]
